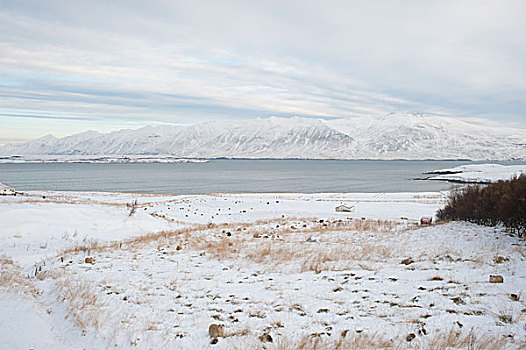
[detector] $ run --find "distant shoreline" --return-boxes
[1,155,525,164]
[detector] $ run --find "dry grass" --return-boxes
[22,212,525,348]
[59,216,411,255]
[195,234,396,273]
[54,278,105,332]
[493,304,524,325]
[1,256,105,336]
[426,329,515,350]
[57,217,408,274]
[269,332,397,350]
[19,197,128,207]
[428,276,444,281]
[0,256,40,297]
[275,218,416,236]
[263,329,520,350]
[149,212,188,224]
[16,192,183,209]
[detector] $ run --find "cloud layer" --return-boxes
[1,0,525,143]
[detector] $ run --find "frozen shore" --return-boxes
[0,190,525,349]
[0,155,209,163]
[426,163,526,183]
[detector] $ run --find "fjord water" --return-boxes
[0,159,522,194]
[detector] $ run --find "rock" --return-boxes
[489,275,504,283]
[406,333,416,342]
[208,324,225,338]
[493,256,509,264]
[401,258,414,265]
[259,333,273,342]
[451,297,465,305]
[510,294,520,302]
[210,338,218,345]
[84,257,94,264]
[311,332,330,337]
[341,329,349,338]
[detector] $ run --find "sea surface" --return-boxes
[0,160,524,194]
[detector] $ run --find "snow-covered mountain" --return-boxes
[1,113,525,160]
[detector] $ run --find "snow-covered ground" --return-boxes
[428,164,526,183]
[1,190,525,349]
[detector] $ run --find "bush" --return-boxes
[437,174,526,235]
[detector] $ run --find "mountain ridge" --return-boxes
[2,113,525,160]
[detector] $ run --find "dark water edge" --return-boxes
[0,159,524,194]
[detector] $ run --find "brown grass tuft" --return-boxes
[55,278,105,331]
[0,256,40,297]
[269,332,397,350]
[426,329,513,350]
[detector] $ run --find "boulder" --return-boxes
[489,275,504,283]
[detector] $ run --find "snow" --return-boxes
[428,164,526,183]
[0,292,65,350]
[1,190,525,348]
[0,291,100,349]
[1,113,525,160]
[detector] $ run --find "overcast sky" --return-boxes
[1,0,525,144]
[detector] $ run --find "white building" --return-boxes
[0,182,15,195]
[335,204,355,212]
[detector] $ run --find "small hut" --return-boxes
[0,182,15,195]
[335,204,355,213]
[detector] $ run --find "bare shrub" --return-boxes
[437,174,526,235]
[127,199,138,217]
[493,304,523,325]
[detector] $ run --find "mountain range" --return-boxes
[1,113,525,160]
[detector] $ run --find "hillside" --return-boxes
[1,113,525,160]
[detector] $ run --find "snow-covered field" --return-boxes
[428,164,526,183]
[1,190,525,349]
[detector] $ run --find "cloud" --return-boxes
[0,0,525,143]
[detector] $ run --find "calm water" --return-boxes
[0,160,524,194]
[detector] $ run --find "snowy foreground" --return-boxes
[1,191,525,349]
